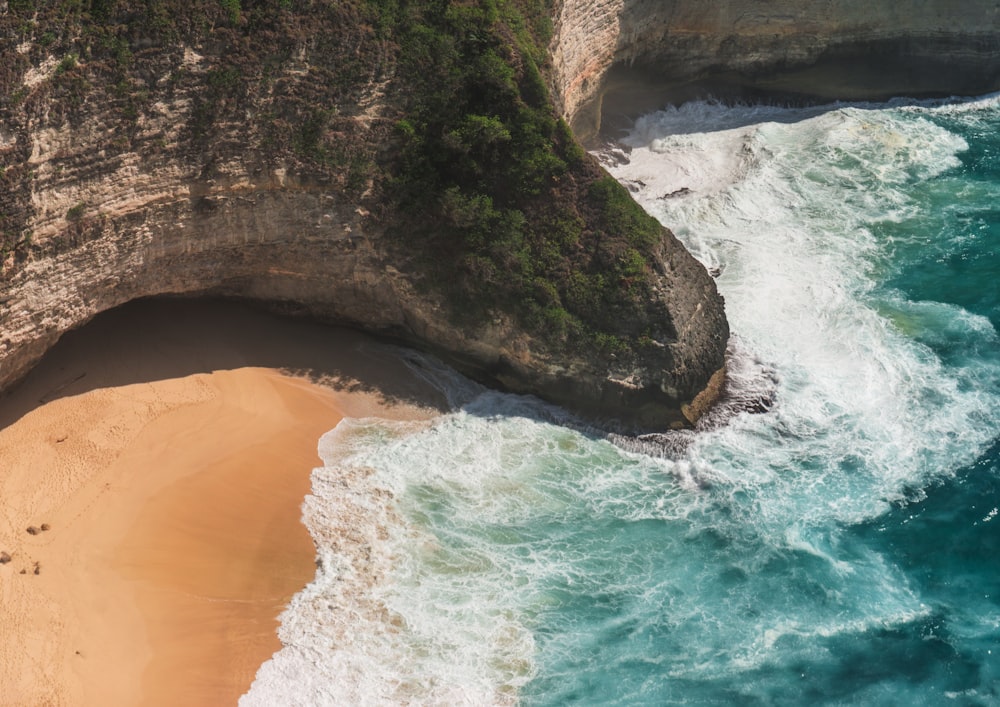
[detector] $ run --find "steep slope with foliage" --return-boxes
[0,0,728,430]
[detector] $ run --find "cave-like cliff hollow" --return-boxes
[5,1,995,430]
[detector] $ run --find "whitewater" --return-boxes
[244,95,1000,705]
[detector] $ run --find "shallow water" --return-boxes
[245,95,1000,705]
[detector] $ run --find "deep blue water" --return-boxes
[245,96,1000,705]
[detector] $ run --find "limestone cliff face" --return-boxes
[5,0,998,430]
[551,0,1000,140]
[0,3,728,431]
[0,38,399,392]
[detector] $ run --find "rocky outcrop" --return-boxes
[6,0,998,430]
[0,170,724,430]
[550,0,1000,141]
[4,0,999,430]
[0,3,728,431]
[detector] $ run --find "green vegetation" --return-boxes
[65,202,86,221]
[368,0,666,351]
[54,53,78,75]
[220,0,242,26]
[0,0,672,357]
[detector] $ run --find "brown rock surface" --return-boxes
[4,0,997,428]
[550,0,1000,141]
[0,3,731,431]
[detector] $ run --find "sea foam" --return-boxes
[246,98,1000,705]
[605,100,999,522]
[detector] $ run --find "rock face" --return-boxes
[0,139,725,430]
[550,0,1000,141]
[3,0,998,429]
[0,2,732,431]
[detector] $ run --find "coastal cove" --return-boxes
[0,0,999,703]
[6,0,999,432]
[0,92,998,703]
[0,299,444,705]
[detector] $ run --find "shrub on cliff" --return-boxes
[368,0,669,354]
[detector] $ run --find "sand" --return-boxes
[0,298,444,706]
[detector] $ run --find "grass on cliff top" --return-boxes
[0,0,673,357]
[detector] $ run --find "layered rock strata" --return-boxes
[6,0,1000,429]
[6,0,999,429]
[550,0,1000,141]
[0,5,727,431]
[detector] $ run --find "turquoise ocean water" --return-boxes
[244,95,1000,705]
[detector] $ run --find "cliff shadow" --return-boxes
[0,296,452,431]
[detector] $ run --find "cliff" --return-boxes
[0,0,727,431]
[550,0,1000,141]
[2,1,995,430]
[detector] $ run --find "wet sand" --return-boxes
[0,298,443,706]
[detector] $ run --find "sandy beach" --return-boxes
[0,298,443,706]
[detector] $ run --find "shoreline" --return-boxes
[0,298,443,705]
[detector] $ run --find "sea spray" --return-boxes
[246,96,1000,705]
